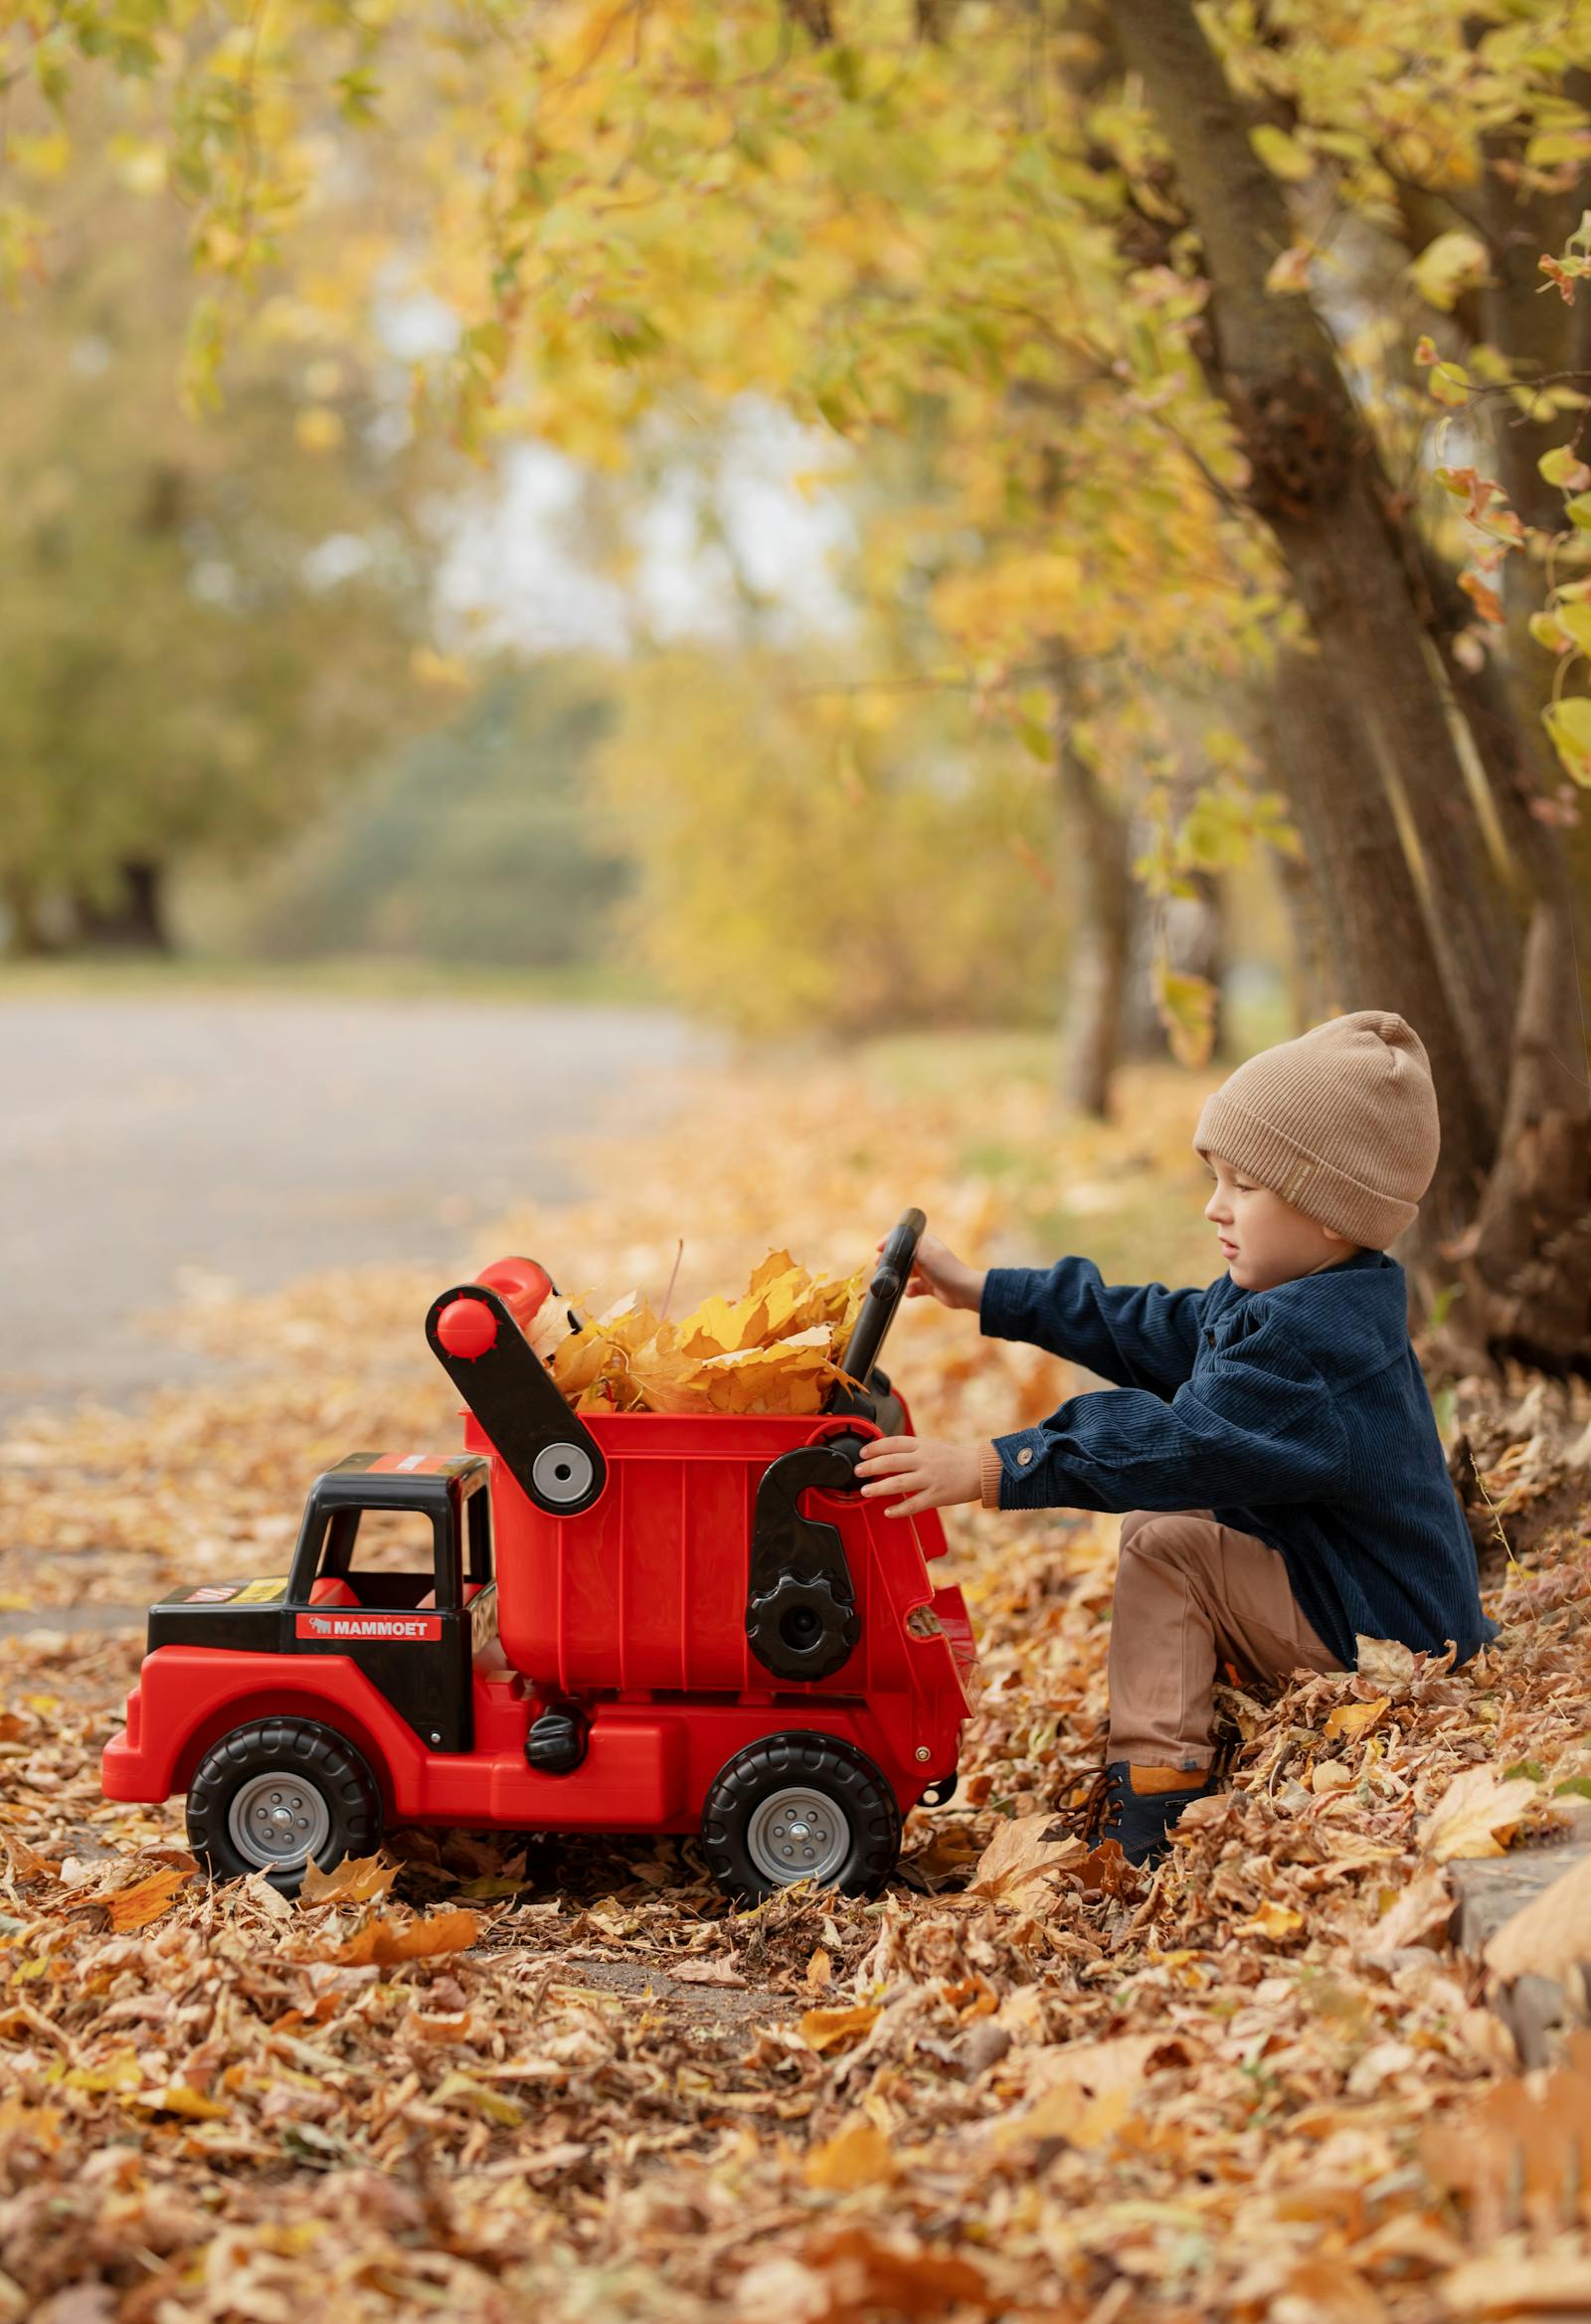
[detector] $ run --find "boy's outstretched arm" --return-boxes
[980,1255,1205,1398]
[982,1321,1350,1514]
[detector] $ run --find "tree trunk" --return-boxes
[2,876,62,959]
[1110,0,1516,1149]
[1053,678,1134,1118]
[1267,840,1331,1031]
[1261,643,1491,1258]
[1436,894,1591,1375]
[75,859,172,952]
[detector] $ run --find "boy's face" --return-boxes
[1202,1154,1356,1292]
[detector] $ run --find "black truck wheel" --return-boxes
[700,1731,901,1903]
[186,1718,382,1895]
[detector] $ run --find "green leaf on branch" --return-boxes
[1539,445,1591,491]
[1408,230,1490,313]
[1542,696,1591,784]
[1427,360,1472,409]
[1154,965,1217,1070]
[1250,125,1314,182]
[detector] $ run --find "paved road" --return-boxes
[0,992,717,1425]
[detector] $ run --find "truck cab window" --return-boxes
[311,1507,442,1610]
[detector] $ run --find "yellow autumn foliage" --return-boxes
[536,1248,868,1417]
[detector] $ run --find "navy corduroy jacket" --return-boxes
[980,1248,1495,1670]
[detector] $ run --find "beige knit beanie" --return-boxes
[1193,1011,1440,1248]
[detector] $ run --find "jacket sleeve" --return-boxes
[978,1256,1206,1397]
[985,1321,1349,1515]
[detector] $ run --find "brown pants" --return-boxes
[1107,1509,1340,1770]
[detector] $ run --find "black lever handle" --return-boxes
[835,1206,927,1394]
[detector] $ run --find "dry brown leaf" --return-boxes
[998,2080,1132,2151]
[327,1910,483,1965]
[1269,2256,1388,2323]
[797,2225,993,2316]
[1355,1636,1419,1688]
[1,1832,60,1881]
[298,1851,402,1906]
[1326,1696,1390,1740]
[799,2005,881,2054]
[1437,2252,1591,2315]
[122,2083,229,2121]
[1232,1898,1306,1942]
[994,2031,1175,2150]
[668,1955,748,1987]
[402,2010,474,2046]
[1357,1868,1453,1961]
[803,2118,898,2190]
[1419,1766,1543,1864]
[105,1863,197,1932]
[433,2070,525,2127]
[967,1811,1081,1902]
[1421,2031,1591,2229]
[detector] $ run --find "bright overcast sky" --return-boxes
[429,397,859,658]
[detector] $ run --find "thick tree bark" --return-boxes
[1110,0,1517,1152]
[1269,841,1331,1032]
[1437,894,1591,1374]
[1052,679,1134,1118]
[1261,644,1491,1258]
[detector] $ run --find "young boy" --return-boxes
[853,1010,1494,1867]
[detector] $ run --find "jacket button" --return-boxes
[1204,1330,1216,1347]
[1016,1448,1034,1467]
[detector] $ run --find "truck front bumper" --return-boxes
[101,1682,159,1801]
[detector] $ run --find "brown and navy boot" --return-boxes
[1095,1760,1220,1868]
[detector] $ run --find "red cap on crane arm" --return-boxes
[435,1298,498,1360]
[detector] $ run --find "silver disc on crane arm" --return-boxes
[532,1442,597,1507]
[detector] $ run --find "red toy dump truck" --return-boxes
[102,1212,979,1901]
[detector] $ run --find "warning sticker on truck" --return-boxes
[295,1612,442,1644]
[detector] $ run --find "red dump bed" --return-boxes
[469,1402,953,1691]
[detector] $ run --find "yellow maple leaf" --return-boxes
[552,1252,864,1415]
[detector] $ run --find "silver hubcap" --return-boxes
[533,1442,595,1506]
[228,1770,333,1872]
[746,1785,850,1885]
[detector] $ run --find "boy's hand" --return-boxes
[855,1436,983,1518]
[876,1231,987,1313]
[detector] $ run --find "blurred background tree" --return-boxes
[597,643,1064,1035]
[245,662,633,971]
[0,119,451,955]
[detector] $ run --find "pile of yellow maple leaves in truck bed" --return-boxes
[3,1043,1591,2323]
[539,1253,866,1415]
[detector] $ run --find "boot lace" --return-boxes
[1074,1766,1119,1848]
